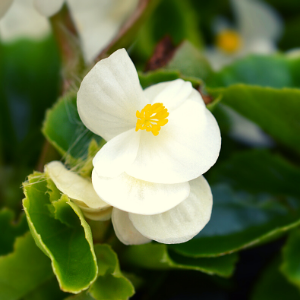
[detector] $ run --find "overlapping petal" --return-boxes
[34,0,64,17]
[129,176,213,244]
[126,102,221,184]
[93,128,140,178]
[92,170,190,215]
[45,161,110,210]
[77,49,146,141]
[112,208,151,245]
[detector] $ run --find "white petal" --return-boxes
[144,80,205,110]
[93,129,140,178]
[129,176,213,244]
[67,0,138,63]
[77,49,146,141]
[126,101,221,184]
[0,0,13,19]
[0,0,50,41]
[45,161,110,210]
[231,0,283,42]
[112,208,151,245]
[92,170,190,215]
[34,0,64,17]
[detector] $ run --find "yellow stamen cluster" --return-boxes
[135,103,169,136]
[216,30,242,54]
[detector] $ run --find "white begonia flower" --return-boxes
[34,0,139,63]
[75,48,220,245]
[45,161,112,221]
[77,48,221,213]
[0,0,50,42]
[205,0,283,70]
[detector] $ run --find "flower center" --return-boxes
[135,103,169,136]
[216,30,242,54]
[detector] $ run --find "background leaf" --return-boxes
[0,232,53,300]
[170,150,300,257]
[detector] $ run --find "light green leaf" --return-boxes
[122,243,238,278]
[42,93,102,167]
[281,229,300,289]
[208,85,300,154]
[65,244,135,300]
[89,244,135,300]
[170,150,300,257]
[23,172,98,293]
[251,256,300,300]
[0,232,53,300]
[0,208,28,256]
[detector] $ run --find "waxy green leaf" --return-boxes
[89,244,135,300]
[170,150,300,257]
[65,245,135,300]
[0,232,53,300]
[23,173,98,293]
[122,243,238,278]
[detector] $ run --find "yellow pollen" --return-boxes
[216,30,242,54]
[135,103,169,136]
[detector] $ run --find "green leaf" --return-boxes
[0,208,28,256]
[122,243,238,278]
[88,244,135,300]
[0,232,53,300]
[207,54,300,89]
[281,229,300,289]
[165,41,213,81]
[23,172,98,293]
[208,85,300,154]
[65,245,135,300]
[251,256,300,300]
[170,150,300,257]
[42,93,102,167]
